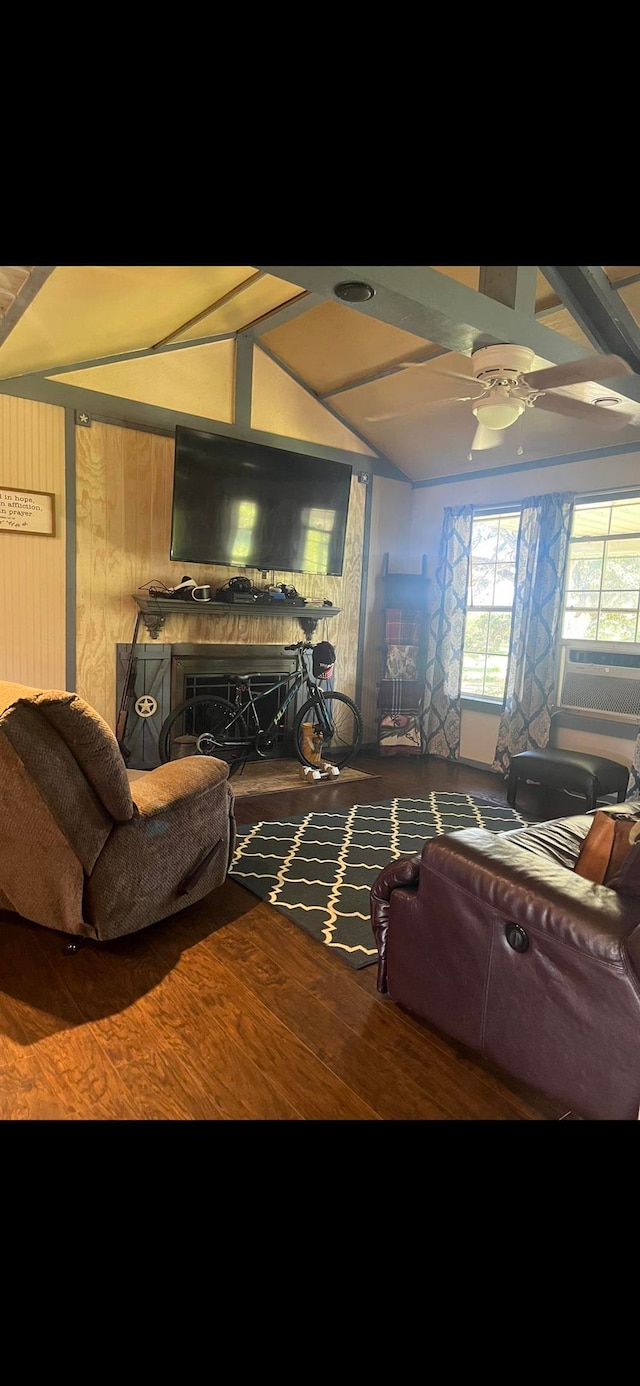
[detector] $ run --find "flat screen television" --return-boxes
[170,426,353,576]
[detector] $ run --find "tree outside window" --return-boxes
[562,498,640,644]
[461,512,519,699]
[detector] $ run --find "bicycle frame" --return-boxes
[217,646,330,752]
[158,637,362,774]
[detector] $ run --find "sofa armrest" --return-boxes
[420,829,640,976]
[370,854,421,994]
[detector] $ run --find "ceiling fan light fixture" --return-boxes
[472,388,526,431]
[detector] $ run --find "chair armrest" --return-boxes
[128,757,230,816]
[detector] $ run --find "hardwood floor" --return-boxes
[0,753,578,1121]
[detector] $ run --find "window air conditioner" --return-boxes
[557,641,640,722]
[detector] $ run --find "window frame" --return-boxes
[461,506,521,706]
[560,488,640,649]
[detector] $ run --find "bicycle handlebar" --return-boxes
[284,641,312,652]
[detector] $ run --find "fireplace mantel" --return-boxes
[133,595,341,640]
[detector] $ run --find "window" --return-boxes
[461,511,520,700]
[458,493,640,702]
[562,496,640,644]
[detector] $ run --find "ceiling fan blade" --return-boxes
[470,421,504,452]
[397,359,437,369]
[365,392,479,423]
[397,356,490,386]
[396,358,477,379]
[534,392,639,429]
[522,353,633,392]
[431,365,485,385]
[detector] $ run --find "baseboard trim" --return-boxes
[458,757,503,774]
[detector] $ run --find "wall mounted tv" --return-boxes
[170,426,353,576]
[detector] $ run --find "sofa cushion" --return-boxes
[574,810,640,891]
[496,814,594,869]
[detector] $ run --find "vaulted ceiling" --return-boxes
[2,264,640,485]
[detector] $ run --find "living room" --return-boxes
[2,264,640,1121]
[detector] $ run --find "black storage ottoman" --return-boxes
[506,747,629,813]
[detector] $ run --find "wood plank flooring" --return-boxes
[0,753,580,1121]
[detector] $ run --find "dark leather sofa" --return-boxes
[370,802,640,1121]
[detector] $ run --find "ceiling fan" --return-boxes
[365,346,640,453]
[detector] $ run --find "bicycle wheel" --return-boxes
[293,691,363,770]
[158,695,247,777]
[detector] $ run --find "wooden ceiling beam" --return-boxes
[252,264,593,364]
[243,290,320,334]
[150,271,265,349]
[478,265,537,314]
[540,264,640,367]
[0,267,55,349]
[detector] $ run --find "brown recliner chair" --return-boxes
[0,680,236,944]
[370,805,640,1121]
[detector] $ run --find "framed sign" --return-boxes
[0,486,56,536]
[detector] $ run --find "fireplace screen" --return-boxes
[170,643,302,755]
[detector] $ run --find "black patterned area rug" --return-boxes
[229,791,528,971]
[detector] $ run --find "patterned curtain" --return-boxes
[424,505,473,759]
[493,491,574,777]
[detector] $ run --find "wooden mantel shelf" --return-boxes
[133,595,341,639]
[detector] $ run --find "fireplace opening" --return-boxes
[171,643,302,761]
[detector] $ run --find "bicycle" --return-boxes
[157,640,363,778]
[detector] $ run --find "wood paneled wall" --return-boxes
[0,396,66,688]
[76,421,366,728]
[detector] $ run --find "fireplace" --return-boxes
[170,643,302,755]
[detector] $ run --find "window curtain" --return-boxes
[628,741,640,800]
[424,505,473,759]
[493,491,574,777]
